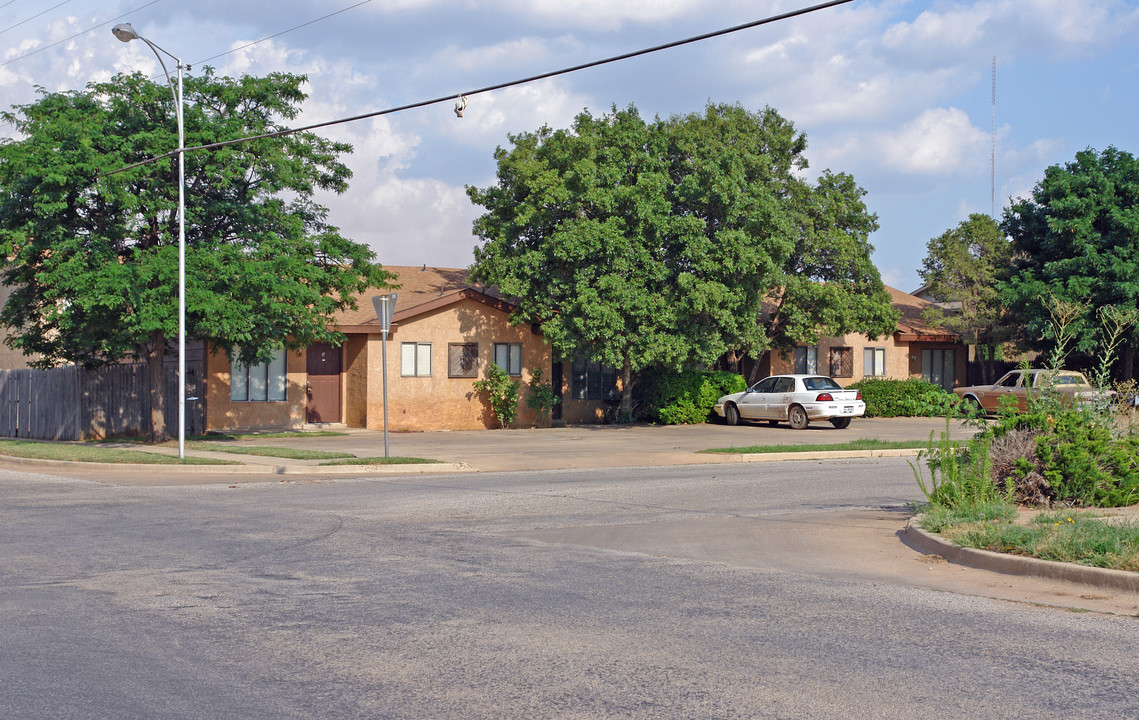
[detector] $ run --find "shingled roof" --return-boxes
[887,285,957,342]
[330,266,958,343]
[331,265,514,333]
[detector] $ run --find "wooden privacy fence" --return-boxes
[0,360,205,441]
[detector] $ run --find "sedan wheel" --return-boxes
[725,404,740,426]
[788,405,809,430]
[965,396,984,416]
[830,417,851,429]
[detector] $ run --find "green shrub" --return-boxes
[982,407,1139,507]
[639,369,746,425]
[525,367,558,426]
[473,364,520,429]
[847,378,957,418]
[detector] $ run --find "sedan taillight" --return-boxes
[816,393,834,402]
[855,390,862,401]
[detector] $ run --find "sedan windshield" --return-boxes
[803,376,842,391]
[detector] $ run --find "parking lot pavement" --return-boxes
[213,416,980,473]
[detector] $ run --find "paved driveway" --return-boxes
[224,417,978,473]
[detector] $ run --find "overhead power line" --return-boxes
[140,0,373,84]
[0,0,72,37]
[0,0,164,68]
[106,0,853,177]
[191,0,373,69]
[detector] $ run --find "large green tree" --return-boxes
[919,213,1013,383]
[1001,146,1139,378]
[468,103,896,411]
[0,70,391,439]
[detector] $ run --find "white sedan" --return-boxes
[713,374,866,429]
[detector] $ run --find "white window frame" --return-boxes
[863,347,886,377]
[401,342,432,377]
[493,343,522,376]
[230,348,287,402]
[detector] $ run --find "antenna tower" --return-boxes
[991,56,996,218]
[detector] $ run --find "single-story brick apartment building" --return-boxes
[203,266,966,433]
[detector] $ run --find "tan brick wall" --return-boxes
[769,334,967,387]
[343,334,369,428]
[204,300,555,433]
[205,347,307,432]
[560,397,608,424]
[353,298,553,431]
[0,284,39,369]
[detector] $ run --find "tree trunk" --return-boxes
[747,357,764,385]
[1124,344,1136,381]
[146,331,169,443]
[726,349,742,375]
[619,354,634,417]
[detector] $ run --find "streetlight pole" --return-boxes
[111,23,187,459]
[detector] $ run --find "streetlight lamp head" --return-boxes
[112,23,141,43]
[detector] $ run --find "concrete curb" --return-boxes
[902,517,1139,594]
[722,448,923,462]
[0,454,472,476]
[0,447,926,475]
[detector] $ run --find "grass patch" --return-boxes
[0,439,237,465]
[933,510,1139,572]
[319,456,439,466]
[919,501,1018,533]
[95,430,349,444]
[194,430,349,441]
[185,443,354,460]
[700,438,930,454]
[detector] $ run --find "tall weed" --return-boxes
[910,415,1010,511]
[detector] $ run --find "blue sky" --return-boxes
[1,0,1137,292]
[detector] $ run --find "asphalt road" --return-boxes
[2,458,1138,719]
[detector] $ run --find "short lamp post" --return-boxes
[111,23,188,459]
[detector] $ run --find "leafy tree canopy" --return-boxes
[468,103,895,408]
[1000,146,1139,377]
[919,213,1013,382]
[0,70,391,437]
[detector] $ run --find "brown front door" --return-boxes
[306,343,342,423]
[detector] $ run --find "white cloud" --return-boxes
[330,177,480,268]
[879,107,990,175]
[501,0,704,29]
[735,3,977,127]
[880,266,911,291]
[881,3,990,55]
[881,0,1137,62]
[444,37,555,73]
[1001,173,1038,206]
